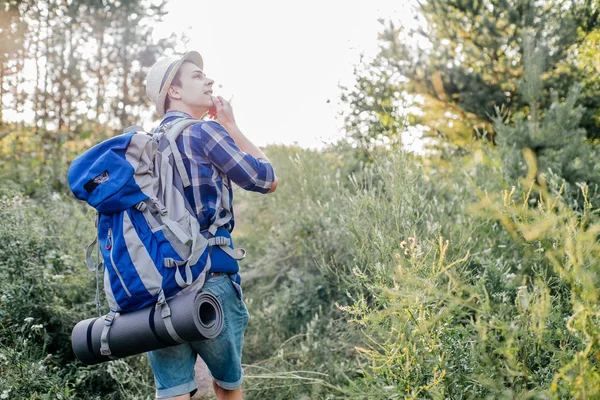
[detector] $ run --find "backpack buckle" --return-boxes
[209,236,230,247]
[100,310,118,357]
[134,201,148,212]
[151,198,168,216]
[104,310,116,326]
[161,305,171,319]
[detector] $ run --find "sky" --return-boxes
[150,0,420,150]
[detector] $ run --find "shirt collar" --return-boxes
[160,110,193,124]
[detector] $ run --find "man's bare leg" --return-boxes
[156,381,242,400]
[212,380,243,400]
[160,394,190,400]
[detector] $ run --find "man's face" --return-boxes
[168,61,214,110]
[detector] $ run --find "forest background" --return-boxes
[1,0,600,399]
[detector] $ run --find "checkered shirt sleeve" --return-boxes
[193,121,276,193]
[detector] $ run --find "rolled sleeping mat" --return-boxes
[71,289,223,365]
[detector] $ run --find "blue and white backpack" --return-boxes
[68,118,244,356]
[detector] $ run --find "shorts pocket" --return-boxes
[229,279,249,324]
[230,279,243,301]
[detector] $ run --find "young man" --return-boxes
[144,51,278,400]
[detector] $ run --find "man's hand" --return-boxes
[208,95,236,127]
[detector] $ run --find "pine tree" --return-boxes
[493,31,600,210]
[341,0,600,153]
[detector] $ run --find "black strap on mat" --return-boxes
[85,317,104,363]
[149,304,174,346]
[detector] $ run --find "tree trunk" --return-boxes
[42,7,51,128]
[118,22,131,128]
[121,57,130,127]
[33,11,41,135]
[96,28,105,121]
[57,40,65,134]
[65,24,73,136]
[0,63,4,125]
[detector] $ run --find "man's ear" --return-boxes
[167,86,181,100]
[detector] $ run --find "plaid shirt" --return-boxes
[153,110,276,234]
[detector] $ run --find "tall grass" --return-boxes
[0,187,156,399]
[235,140,599,399]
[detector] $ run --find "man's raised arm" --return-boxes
[208,95,278,193]
[221,120,278,193]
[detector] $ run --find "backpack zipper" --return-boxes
[107,227,132,297]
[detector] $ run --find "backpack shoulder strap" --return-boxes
[123,125,145,134]
[159,118,244,258]
[163,118,203,188]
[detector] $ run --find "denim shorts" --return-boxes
[147,273,250,398]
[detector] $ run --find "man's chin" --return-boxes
[191,104,210,115]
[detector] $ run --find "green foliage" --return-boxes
[233,142,489,397]
[1,126,599,399]
[493,31,600,211]
[341,0,600,152]
[0,125,91,198]
[234,131,599,399]
[230,145,368,398]
[323,148,600,398]
[340,58,409,156]
[574,27,600,136]
[0,189,155,399]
